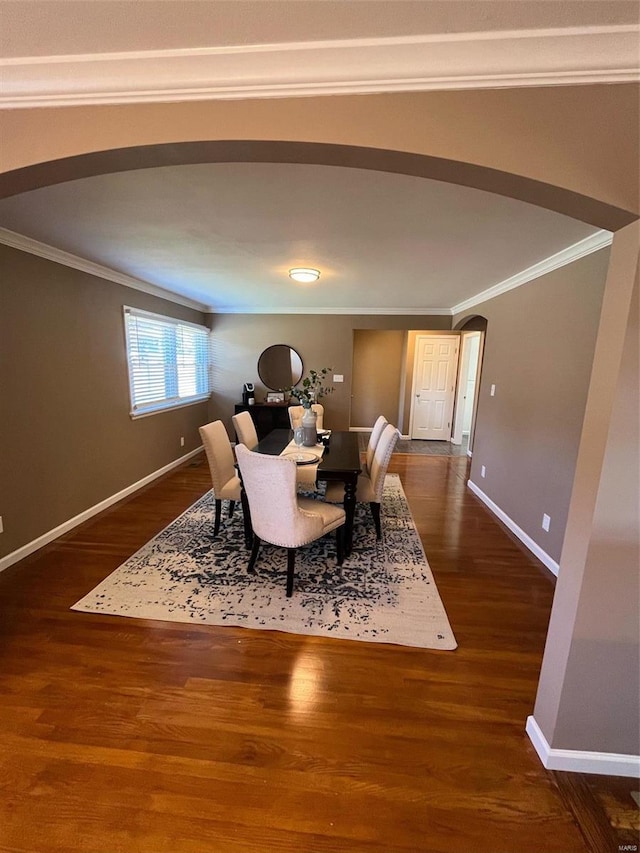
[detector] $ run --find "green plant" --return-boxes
[286,367,334,408]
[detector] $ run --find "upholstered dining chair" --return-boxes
[365,415,388,475]
[326,423,400,540]
[232,410,259,450]
[198,420,242,537]
[288,404,324,431]
[235,444,346,597]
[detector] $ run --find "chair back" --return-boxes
[232,410,259,449]
[199,420,236,494]
[235,444,321,547]
[369,424,400,502]
[288,404,324,430]
[366,415,388,473]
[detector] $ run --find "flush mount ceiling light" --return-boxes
[289,267,320,283]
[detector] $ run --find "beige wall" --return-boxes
[0,245,209,559]
[351,330,407,428]
[208,313,450,434]
[533,223,640,756]
[455,248,610,564]
[552,270,639,754]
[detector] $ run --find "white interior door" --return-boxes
[451,332,481,445]
[411,335,459,440]
[467,332,485,454]
[462,335,480,432]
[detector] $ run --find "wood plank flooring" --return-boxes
[0,453,636,853]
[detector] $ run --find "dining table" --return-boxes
[240,428,362,557]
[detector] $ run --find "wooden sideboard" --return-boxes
[234,402,292,441]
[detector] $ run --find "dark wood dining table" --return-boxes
[240,429,362,557]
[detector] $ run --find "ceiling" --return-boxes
[3,1,638,57]
[1,1,629,314]
[0,162,601,313]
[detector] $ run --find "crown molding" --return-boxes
[451,230,613,316]
[207,306,452,315]
[0,228,208,313]
[1,227,614,317]
[0,227,450,315]
[1,26,638,108]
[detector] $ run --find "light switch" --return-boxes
[333,374,344,383]
[490,384,496,396]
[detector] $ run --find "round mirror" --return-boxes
[257,345,303,390]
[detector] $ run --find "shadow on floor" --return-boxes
[357,433,469,457]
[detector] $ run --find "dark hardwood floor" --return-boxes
[0,452,637,852]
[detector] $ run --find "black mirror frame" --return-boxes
[257,344,304,391]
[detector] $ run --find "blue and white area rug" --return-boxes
[72,474,457,650]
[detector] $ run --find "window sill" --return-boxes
[130,394,210,420]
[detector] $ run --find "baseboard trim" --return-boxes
[0,447,204,574]
[467,479,559,576]
[526,716,640,778]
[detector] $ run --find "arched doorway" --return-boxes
[0,129,637,776]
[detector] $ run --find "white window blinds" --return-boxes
[124,307,210,417]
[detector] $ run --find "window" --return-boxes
[124,307,211,417]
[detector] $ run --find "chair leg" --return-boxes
[214,499,222,536]
[286,549,296,597]
[247,536,260,574]
[240,485,253,550]
[228,500,235,519]
[370,502,382,539]
[336,526,344,566]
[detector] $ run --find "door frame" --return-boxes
[408,333,460,440]
[466,331,485,454]
[451,331,482,446]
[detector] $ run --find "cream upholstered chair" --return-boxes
[235,444,345,597]
[198,420,242,536]
[365,415,388,475]
[288,404,324,431]
[326,423,400,540]
[232,410,259,449]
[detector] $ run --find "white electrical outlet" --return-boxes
[542,513,551,532]
[0,516,3,534]
[481,465,486,478]
[490,384,496,396]
[180,436,185,447]
[333,374,344,383]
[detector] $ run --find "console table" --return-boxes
[234,402,292,441]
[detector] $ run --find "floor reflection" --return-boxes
[287,647,325,717]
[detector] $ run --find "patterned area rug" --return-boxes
[72,474,457,650]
